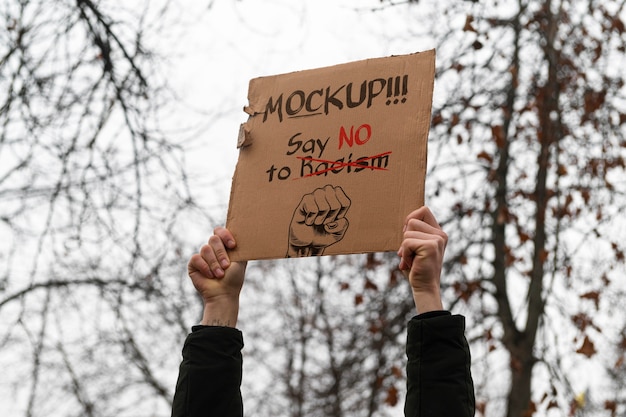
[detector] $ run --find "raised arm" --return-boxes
[172,227,247,417]
[398,207,475,417]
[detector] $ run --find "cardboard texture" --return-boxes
[226,50,435,261]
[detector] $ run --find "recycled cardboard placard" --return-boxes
[226,50,435,261]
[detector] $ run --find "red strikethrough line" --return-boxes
[295,151,392,178]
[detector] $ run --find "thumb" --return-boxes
[324,218,348,235]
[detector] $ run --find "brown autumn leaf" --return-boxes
[365,253,382,270]
[492,125,506,148]
[368,322,381,334]
[611,16,625,33]
[453,280,482,302]
[604,400,617,417]
[504,245,516,267]
[580,291,600,309]
[522,400,537,417]
[451,63,465,72]
[354,294,364,305]
[390,365,403,378]
[517,227,531,243]
[388,270,399,287]
[463,15,476,32]
[477,150,493,164]
[580,188,590,204]
[584,89,606,114]
[450,113,460,127]
[576,335,597,358]
[385,385,399,407]
[611,242,624,262]
[571,312,594,331]
[364,278,379,291]
[485,328,493,341]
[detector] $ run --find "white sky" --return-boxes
[3,1,623,415]
[169,0,434,218]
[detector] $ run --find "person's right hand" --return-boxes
[397,206,447,313]
[188,227,247,326]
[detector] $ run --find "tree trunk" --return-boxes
[506,344,536,417]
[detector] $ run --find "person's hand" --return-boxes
[397,206,447,314]
[188,227,247,327]
[287,185,351,257]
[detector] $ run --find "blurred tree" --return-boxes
[242,0,626,416]
[604,288,626,416]
[3,1,626,416]
[396,0,626,415]
[0,1,210,415]
[240,254,414,417]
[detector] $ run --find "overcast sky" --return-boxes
[168,0,435,218]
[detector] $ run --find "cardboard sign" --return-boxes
[226,50,435,261]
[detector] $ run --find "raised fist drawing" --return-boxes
[287,185,351,257]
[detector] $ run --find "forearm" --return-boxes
[171,326,244,417]
[404,313,475,417]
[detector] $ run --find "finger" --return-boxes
[398,225,446,271]
[397,244,414,271]
[399,239,425,272]
[297,194,318,226]
[404,206,441,231]
[334,186,351,219]
[323,185,341,223]
[403,229,447,243]
[324,217,348,235]
[400,230,446,270]
[209,233,232,270]
[214,226,236,249]
[402,229,447,259]
[188,253,213,278]
[405,224,449,254]
[405,217,446,238]
[312,187,330,226]
[201,237,225,278]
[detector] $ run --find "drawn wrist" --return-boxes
[287,244,325,257]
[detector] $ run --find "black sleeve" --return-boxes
[404,312,475,417]
[171,326,244,417]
